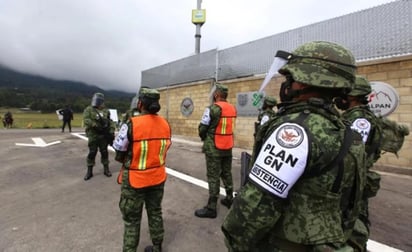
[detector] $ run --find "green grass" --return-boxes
[1,108,84,129]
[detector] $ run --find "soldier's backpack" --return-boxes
[378,116,409,157]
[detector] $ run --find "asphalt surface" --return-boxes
[0,128,410,252]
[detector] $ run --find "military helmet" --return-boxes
[138,88,161,114]
[138,86,150,96]
[349,75,372,96]
[139,88,160,100]
[264,96,277,106]
[215,83,229,94]
[279,41,357,91]
[91,92,105,107]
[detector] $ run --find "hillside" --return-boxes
[0,65,135,113]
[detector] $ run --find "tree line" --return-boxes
[0,65,135,113]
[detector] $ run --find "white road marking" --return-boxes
[15,137,61,147]
[165,167,227,196]
[367,240,403,252]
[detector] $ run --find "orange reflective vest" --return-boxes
[117,114,171,188]
[214,101,237,150]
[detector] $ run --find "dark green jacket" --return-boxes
[121,109,140,124]
[342,105,382,169]
[83,105,115,139]
[255,108,277,135]
[252,99,365,245]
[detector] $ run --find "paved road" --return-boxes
[0,128,410,252]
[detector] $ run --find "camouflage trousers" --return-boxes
[205,154,233,209]
[348,201,370,252]
[87,135,109,166]
[119,182,165,252]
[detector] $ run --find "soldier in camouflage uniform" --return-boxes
[221,41,366,252]
[121,95,140,124]
[337,76,383,252]
[195,83,237,218]
[113,88,171,252]
[255,96,277,136]
[83,92,116,180]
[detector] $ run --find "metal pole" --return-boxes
[195,0,202,54]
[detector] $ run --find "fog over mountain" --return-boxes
[0,0,394,92]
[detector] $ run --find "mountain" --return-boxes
[0,65,134,113]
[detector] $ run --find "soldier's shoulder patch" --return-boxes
[276,123,305,148]
[353,118,371,130]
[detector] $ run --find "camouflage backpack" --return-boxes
[378,116,409,157]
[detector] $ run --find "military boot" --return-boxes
[103,165,112,177]
[144,243,162,252]
[84,166,93,181]
[194,197,217,218]
[221,189,233,209]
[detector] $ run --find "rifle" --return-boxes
[94,109,115,145]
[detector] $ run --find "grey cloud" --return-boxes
[0,0,393,93]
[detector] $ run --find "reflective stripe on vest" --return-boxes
[214,101,237,150]
[117,114,171,188]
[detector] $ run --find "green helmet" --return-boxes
[279,41,357,90]
[264,96,277,106]
[138,88,161,114]
[214,83,229,95]
[139,87,160,100]
[349,75,372,96]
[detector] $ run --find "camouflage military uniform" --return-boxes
[195,83,237,218]
[341,76,383,252]
[122,108,140,124]
[257,107,277,125]
[199,103,234,211]
[122,95,140,124]
[114,88,170,252]
[343,105,382,184]
[254,96,278,138]
[257,96,277,124]
[342,106,381,252]
[222,41,366,252]
[119,168,165,252]
[223,101,365,252]
[255,106,277,136]
[83,103,115,178]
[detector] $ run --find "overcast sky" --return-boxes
[0,0,396,93]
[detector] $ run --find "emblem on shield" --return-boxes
[180,97,194,117]
[238,94,248,107]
